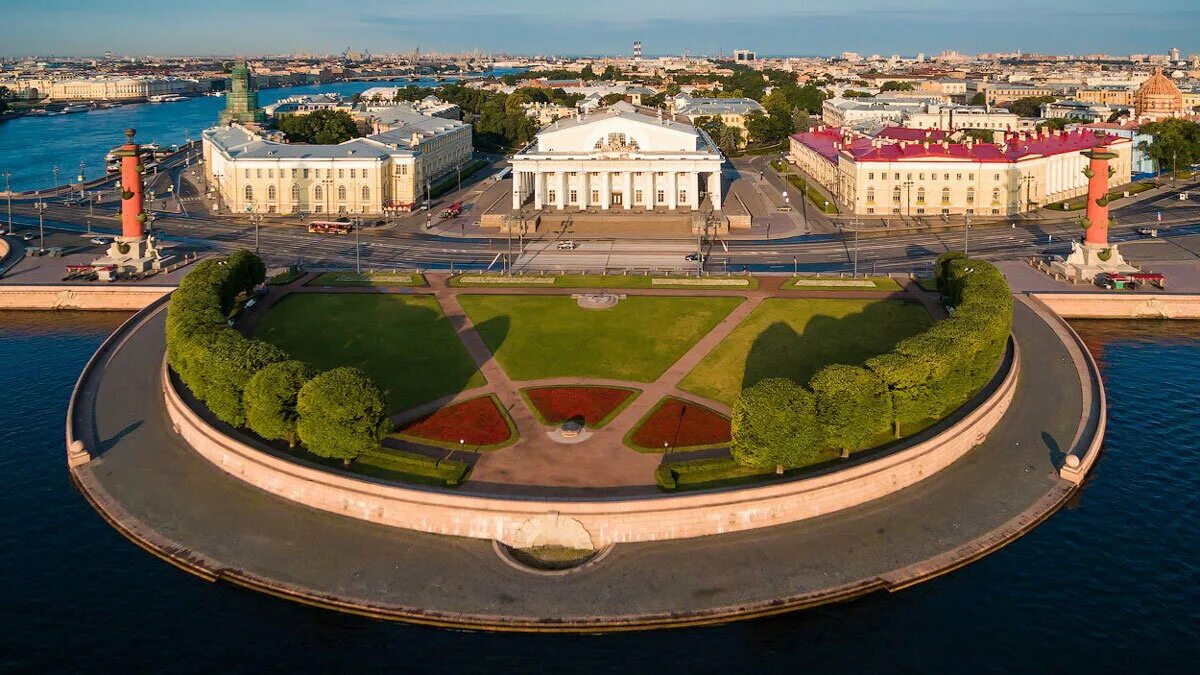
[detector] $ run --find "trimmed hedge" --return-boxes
[654,456,770,491]
[167,251,391,466]
[732,253,1013,468]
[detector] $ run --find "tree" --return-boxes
[244,360,315,446]
[881,81,915,92]
[580,64,597,81]
[599,65,620,81]
[600,92,626,106]
[276,109,362,145]
[809,364,892,457]
[1038,118,1074,131]
[731,378,824,470]
[1139,118,1200,176]
[719,125,744,154]
[792,108,812,133]
[843,90,873,98]
[296,368,391,465]
[203,330,289,427]
[1007,95,1056,118]
[968,92,986,106]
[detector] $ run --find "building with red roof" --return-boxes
[788,125,1133,218]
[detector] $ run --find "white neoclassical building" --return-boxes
[510,102,725,213]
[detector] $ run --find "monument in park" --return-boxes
[89,129,169,279]
[1054,137,1139,282]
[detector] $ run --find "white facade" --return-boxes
[509,102,725,212]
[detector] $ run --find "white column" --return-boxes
[533,171,544,209]
[689,172,700,208]
[512,170,522,209]
[624,171,634,210]
[646,171,655,210]
[709,170,722,210]
[668,171,678,210]
[600,171,611,210]
[580,171,590,209]
[558,172,567,210]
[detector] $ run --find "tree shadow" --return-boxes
[741,300,930,392]
[1042,430,1065,468]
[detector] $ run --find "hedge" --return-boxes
[731,253,1012,468]
[167,251,391,466]
[654,456,770,491]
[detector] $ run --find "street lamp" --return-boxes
[34,195,46,252]
[903,180,914,219]
[963,212,971,255]
[355,216,362,274]
[3,169,12,235]
[53,165,59,191]
[78,160,86,198]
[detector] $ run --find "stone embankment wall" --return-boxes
[0,285,172,311]
[161,342,1020,549]
[1032,293,1200,319]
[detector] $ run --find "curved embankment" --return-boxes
[68,298,1102,631]
[0,284,172,310]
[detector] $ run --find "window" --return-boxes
[267,185,277,201]
[994,173,1000,181]
[268,169,274,179]
[679,190,687,204]
[991,188,1001,206]
[351,169,357,179]
[291,169,297,178]
[956,173,962,181]
[634,189,643,203]
[967,187,976,205]
[866,187,876,204]
[917,208,926,214]
[919,173,925,180]
[656,189,665,204]
[398,165,408,175]
[868,172,875,180]
[362,185,370,201]
[591,190,599,203]
[894,173,900,180]
[867,207,875,214]
[916,187,926,205]
[256,169,262,179]
[338,169,345,178]
[268,205,276,213]
[569,189,578,203]
[244,169,250,179]
[892,186,901,204]
[291,184,300,202]
[944,173,950,180]
[338,205,347,213]
[303,169,310,179]
[968,173,974,180]
[548,190,556,203]
[244,185,254,202]
[314,185,323,200]
[338,185,347,201]
[941,187,950,205]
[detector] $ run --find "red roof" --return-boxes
[791,126,1127,165]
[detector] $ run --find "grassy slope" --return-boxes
[253,293,484,413]
[458,295,743,382]
[680,298,932,404]
[449,274,759,290]
[779,276,903,292]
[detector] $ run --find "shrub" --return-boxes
[731,378,823,468]
[809,364,892,456]
[244,360,315,446]
[202,330,289,427]
[296,368,392,465]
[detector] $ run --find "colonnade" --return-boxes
[512,169,722,211]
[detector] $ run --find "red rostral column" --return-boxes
[116,128,145,239]
[1081,141,1118,246]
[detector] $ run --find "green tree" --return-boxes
[719,125,744,154]
[600,65,620,81]
[792,108,812,133]
[600,92,626,106]
[296,368,391,465]
[580,64,597,81]
[1139,118,1200,176]
[1038,118,1074,131]
[731,378,824,470]
[809,364,892,457]
[276,109,362,144]
[203,330,289,427]
[244,360,315,446]
[968,92,986,106]
[881,81,915,92]
[1007,95,1056,118]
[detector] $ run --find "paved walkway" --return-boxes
[70,297,1095,629]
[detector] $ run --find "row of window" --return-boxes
[868,172,991,182]
[245,184,371,202]
[242,167,374,180]
[547,189,687,204]
[865,186,1005,206]
[865,207,1004,215]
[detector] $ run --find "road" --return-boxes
[5,154,1200,275]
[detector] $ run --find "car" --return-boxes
[22,233,35,241]
[1136,227,1159,237]
[556,240,577,250]
[685,252,706,262]
[90,237,110,246]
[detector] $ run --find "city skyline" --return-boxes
[1,0,1196,58]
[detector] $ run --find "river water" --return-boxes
[0,312,1197,672]
[0,71,519,193]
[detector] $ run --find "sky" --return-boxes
[1,0,1196,58]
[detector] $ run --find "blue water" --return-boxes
[0,313,1197,672]
[0,70,519,193]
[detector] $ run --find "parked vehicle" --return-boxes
[556,240,577,250]
[21,233,35,241]
[1136,227,1159,237]
[441,202,463,218]
[685,252,706,262]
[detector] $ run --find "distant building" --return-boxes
[219,61,266,126]
[1134,68,1184,120]
[903,103,1028,133]
[264,94,344,118]
[670,93,765,147]
[1040,99,1116,123]
[733,50,756,63]
[821,97,930,128]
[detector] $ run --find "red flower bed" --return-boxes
[524,386,637,428]
[398,395,513,446]
[629,397,732,450]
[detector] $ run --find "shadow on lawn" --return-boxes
[741,300,928,393]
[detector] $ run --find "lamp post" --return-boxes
[963,212,971,255]
[852,221,860,276]
[53,165,59,191]
[355,216,362,274]
[78,160,86,199]
[3,169,11,235]
[903,180,914,220]
[35,196,46,252]
[87,194,94,235]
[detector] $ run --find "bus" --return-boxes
[308,221,354,234]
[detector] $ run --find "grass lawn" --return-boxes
[780,275,902,292]
[306,271,428,287]
[458,294,743,382]
[253,293,484,412]
[680,298,932,404]
[450,273,758,290]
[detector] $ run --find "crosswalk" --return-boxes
[513,240,698,272]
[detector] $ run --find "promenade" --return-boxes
[69,290,1097,630]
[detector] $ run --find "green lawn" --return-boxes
[306,271,428,287]
[253,293,484,412]
[450,273,759,290]
[780,275,902,292]
[458,295,743,382]
[680,298,932,404]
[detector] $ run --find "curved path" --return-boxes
[68,290,1100,631]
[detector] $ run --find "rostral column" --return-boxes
[116,128,146,241]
